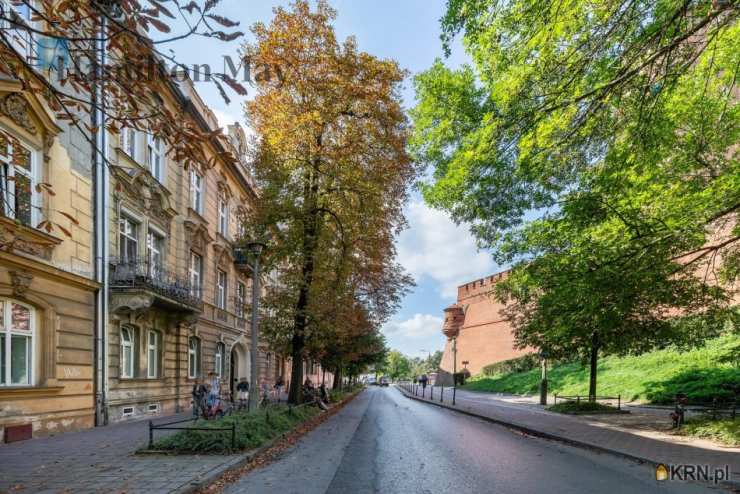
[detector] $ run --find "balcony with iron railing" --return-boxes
[109,258,203,314]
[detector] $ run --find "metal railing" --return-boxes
[553,394,622,410]
[109,258,202,309]
[148,416,235,450]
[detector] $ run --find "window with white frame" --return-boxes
[147,134,164,182]
[2,1,34,62]
[121,127,137,161]
[120,326,135,378]
[215,342,225,377]
[188,337,200,379]
[216,269,227,309]
[189,169,203,214]
[119,216,138,261]
[217,196,228,237]
[189,252,202,298]
[147,330,161,378]
[146,230,164,276]
[236,281,246,318]
[0,129,38,227]
[0,299,34,386]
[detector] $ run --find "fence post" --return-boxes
[422,386,425,399]
[440,386,444,403]
[431,386,434,400]
[453,386,456,406]
[231,422,236,450]
[148,420,154,449]
[618,394,621,410]
[576,396,580,406]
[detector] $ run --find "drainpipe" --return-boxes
[92,13,109,427]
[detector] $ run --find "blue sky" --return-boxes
[169,1,501,358]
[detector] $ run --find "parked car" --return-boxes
[366,376,377,386]
[379,376,389,387]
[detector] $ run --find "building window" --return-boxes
[218,197,228,237]
[121,127,137,160]
[0,130,38,227]
[188,337,200,379]
[236,281,246,318]
[266,352,272,370]
[189,252,202,298]
[215,342,225,377]
[0,299,34,386]
[147,330,161,378]
[216,269,227,309]
[120,326,135,378]
[147,134,164,182]
[189,169,203,214]
[119,216,138,261]
[146,230,163,275]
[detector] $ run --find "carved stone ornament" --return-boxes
[110,292,155,316]
[9,270,33,296]
[1,93,37,135]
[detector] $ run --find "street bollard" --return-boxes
[440,386,444,403]
[422,386,425,398]
[453,386,456,406]
[231,423,236,449]
[431,386,434,400]
[148,420,154,449]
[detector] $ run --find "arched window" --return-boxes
[188,337,200,379]
[0,299,35,386]
[120,327,134,378]
[215,342,225,377]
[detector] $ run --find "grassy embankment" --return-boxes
[464,334,739,404]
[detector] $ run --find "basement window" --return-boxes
[147,403,160,413]
[122,406,134,417]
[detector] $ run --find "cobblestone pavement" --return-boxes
[0,412,246,494]
[401,385,740,485]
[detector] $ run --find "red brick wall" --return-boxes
[440,270,531,376]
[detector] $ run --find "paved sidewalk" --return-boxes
[399,385,740,486]
[0,413,246,494]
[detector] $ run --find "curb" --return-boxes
[176,389,365,494]
[397,387,740,491]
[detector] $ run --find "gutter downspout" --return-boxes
[92,13,109,427]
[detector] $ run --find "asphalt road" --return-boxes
[225,387,723,494]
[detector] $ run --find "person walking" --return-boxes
[236,378,249,410]
[420,374,428,390]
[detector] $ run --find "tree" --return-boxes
[244,1,416,403]
[386,350,411,380]
[411,1,739,399]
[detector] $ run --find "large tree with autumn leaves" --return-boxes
[243,1,416,402]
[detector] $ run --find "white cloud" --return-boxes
[397,200,497,299]
[382,313,447,356]
[383,313,443,339]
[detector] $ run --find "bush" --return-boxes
[679,416,740,447]
[547,401,621,414]
[148,404,320,454]
[481,354,540,376]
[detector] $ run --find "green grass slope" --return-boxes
[463,334,739,404]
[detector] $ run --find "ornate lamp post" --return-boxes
[247,241,266,412]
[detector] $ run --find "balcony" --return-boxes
[233,246,253,275]
[109,258,203,316]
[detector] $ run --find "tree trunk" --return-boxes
[332,366,342,390]
[588,331,599,402]
[287,168,321,404]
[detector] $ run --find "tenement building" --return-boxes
[0,10,99,438]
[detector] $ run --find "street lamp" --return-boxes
[248,241,267,412]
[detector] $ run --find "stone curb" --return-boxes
[397,387,740,491]
[176,390,365,494]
